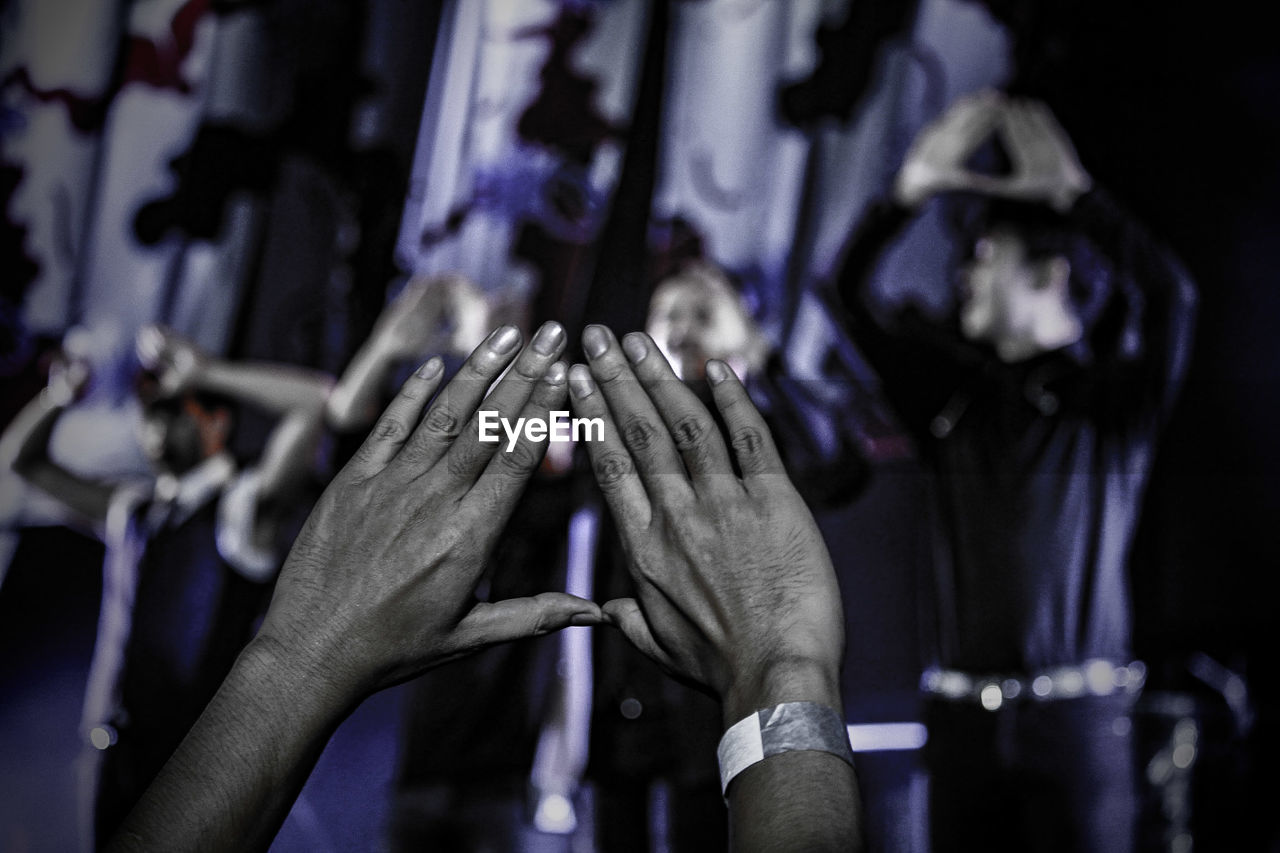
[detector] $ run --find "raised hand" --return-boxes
[46,352,91,406]
[135,324,205,396]
[567,326,845,725]
[894,88,1004,207]
[109,322,607,852]
[259,321,602,697]
[373,273,489,361]
[997,98,1092,211]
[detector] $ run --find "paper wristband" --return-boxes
[716,701,855,796]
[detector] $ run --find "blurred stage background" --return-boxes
[2,1,1277,850]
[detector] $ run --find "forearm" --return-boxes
[3,393,113,522]
[730,751,860,853]
[108,635,361,853]
[2,384,73,472]
[326,336,399,432]
[1070,187,1198,403]
[196,360,333,418]
[832,199,922,375]
[723,660,862,852]
[253,406,324,502]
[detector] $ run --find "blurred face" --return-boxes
[959,229,1082,362]
[140,396,228,474]
[647,281,753,380]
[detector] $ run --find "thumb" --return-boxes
[601,597,681,675]
[456,593,604,647]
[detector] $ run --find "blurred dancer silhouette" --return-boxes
[2,325,331,846]
[835,92,1196,853]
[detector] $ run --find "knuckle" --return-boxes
[526,602,551,636]
[423,408,461,439]
[462,358,490,381]
[499,440,540,473]
[445,444,480,479]
[512,356,546,382]
[371,414,409,443]
[469,482,505,519]
[592,359,629,385]
[593,452,635,490]
[716,390,747,413]
[633,558,662,584]
[395,437,434,468]
[731,426,767,459]
[671,415,709,452]
[622,417,660,452]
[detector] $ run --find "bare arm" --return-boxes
[108,322,604,852]
[137,325,331,503]
[1,364,115,524]
[326,274,486,432]
[569,326,861,852]
[137,325,334,422]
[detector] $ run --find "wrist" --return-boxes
[248,618,372,711]
[722,656,843,730]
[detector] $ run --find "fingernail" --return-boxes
[489,325,520,354]
[570,611,600,627]
[544,362,567,385]
[568,364,595,398]
[621,333,647,364]
[416,357,443,379]
[582,325,610,359]
[705,359,729,384]
[532,322,564,356]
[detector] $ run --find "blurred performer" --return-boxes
[2,325,331,846]
[834,92,1196,853]
[646,262,769,382]
[648,262,867,504]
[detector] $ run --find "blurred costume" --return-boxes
[835,187,1196,852]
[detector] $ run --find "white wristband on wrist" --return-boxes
[716,701,854,796]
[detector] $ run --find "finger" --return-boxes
[581,325,692,500]
[1027,100,1066,139]
[619,333,736,489]
[933,90,997,148]
[391,325,522,473]
[567,364,651,531]
[441,321,567,484]
[949,95,998,143]
[456,593,605,648]
[1001,102,1040,172]
[345,357,445,479]
[464,361,568,519]
[704,359,786,480]
[601,597,683,676]
[1028,100,1078,158]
